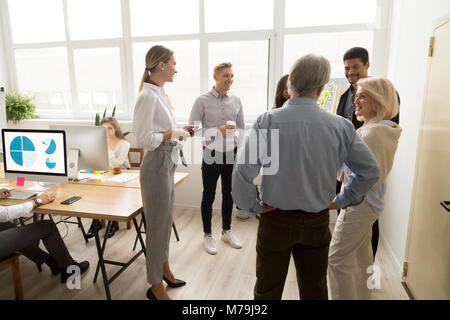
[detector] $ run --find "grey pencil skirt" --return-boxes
[139,141,177,285]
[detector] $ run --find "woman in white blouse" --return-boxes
[133,45,193,300]
[86,117,131,239]
[101,117,131,170]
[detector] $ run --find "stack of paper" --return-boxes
[107,173,138,183]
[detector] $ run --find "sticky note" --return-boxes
[94,170,101,175]
[16,177,25,186]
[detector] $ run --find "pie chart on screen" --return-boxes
[10,136,37,167]
[43,138,57,154]
[45,157,56,169]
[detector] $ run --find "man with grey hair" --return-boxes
[232,54,380,300]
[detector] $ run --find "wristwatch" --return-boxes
[33,198,43,207]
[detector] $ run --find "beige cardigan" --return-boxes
[356,122,402,189]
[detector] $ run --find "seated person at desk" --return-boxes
[101,117,131,170]
[86,117,131,239]
[0,189,89,284]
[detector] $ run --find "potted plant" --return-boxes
[95,105,116,126]
[317,82,335,110]
[95,105,130,136]
[5,92,38,124]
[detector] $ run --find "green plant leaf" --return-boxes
[102,107,107,119]
[112,105,116,117]
[5,92,38,124]
[255,184,261,202]
[95,112,100,126]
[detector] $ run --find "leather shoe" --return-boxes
[61,260,90,283]
[163,276,186,288]
[86,223,102,239]
[106,222,119,239]
[146,287,158,300]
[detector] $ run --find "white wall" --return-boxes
[382,0,450,274]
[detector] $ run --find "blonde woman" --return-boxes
[133,45,193,300]
[328,77,402,300]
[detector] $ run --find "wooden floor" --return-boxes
[0,208,409,300]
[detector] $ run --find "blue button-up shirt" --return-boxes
[232,97,380,214]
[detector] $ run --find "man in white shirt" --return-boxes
[189,62,245,255]
[0,189,89,283]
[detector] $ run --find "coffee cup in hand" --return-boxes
[225,120,236,129]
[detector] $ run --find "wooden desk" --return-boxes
[0,171,190,300]
[0,182,145,300]
[0,183,142,222]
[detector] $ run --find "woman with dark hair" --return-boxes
[274,74,290,108]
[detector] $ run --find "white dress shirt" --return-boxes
[133,82,177,151]
[0,202,33,223]
[108,139,131,169]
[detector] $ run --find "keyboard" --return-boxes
[8,191,37,200]
[107,173,138,183]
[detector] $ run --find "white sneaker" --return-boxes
[204,235,218,255]
[221,230,242,249]
[236,209,250,221]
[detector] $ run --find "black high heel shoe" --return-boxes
[146,287,158,300]
[163,276,186,288]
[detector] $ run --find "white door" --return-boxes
[404,14,450,300]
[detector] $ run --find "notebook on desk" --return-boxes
[107,173,138,183]
[8,191,37,200]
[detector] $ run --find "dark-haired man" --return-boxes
[336,47,399,258]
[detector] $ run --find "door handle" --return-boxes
[440,201,450,212]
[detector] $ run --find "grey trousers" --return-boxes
[0,220,74,269]
[140,141,177,285]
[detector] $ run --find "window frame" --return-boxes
[0,0,391,123]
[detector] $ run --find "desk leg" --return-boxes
[172,222,180,242]
[133,217,146,257]
[77,218,89,243]
[94,221,111,283]
[92,219,111,300]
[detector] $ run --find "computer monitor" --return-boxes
[2,129,68,184]
[49,125,109,179]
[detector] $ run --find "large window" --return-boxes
[132,40,201,119]
[209,40,269,120]
[1,0,388,122]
